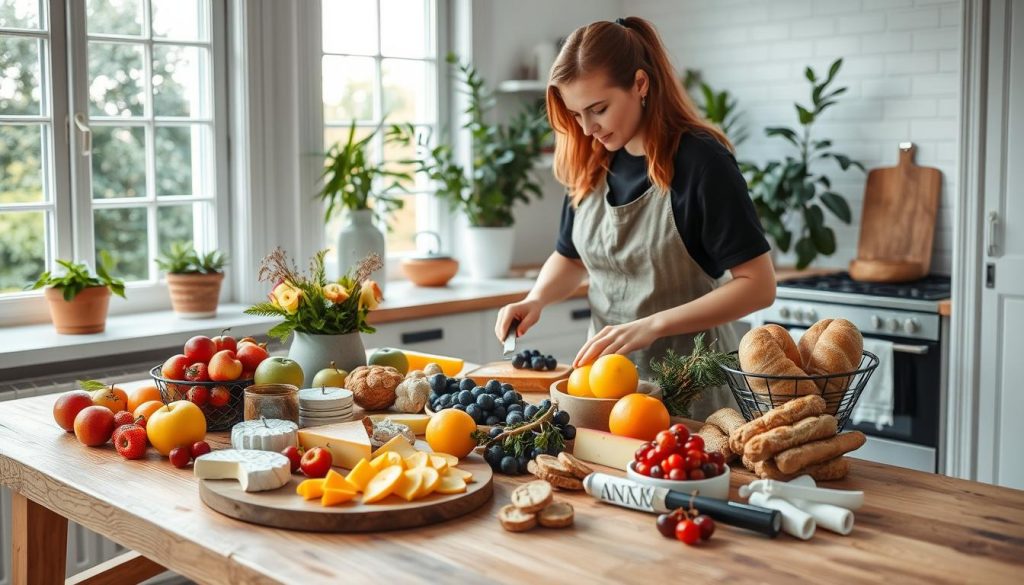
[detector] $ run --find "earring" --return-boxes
[641,95,647,108]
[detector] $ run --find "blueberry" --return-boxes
[493,406,507,419]
[501,383,514,393]
[561,424,576,440]
[530,349,541,357]
[507,403,523,413]
[488,426,504,438]
[466,403,483,423]
[485,380,502,394]
[459,378,476,392]
[493,397,505,408]
[429,373,447,394]
[523,405,538,419]
[554,410,571,426]
[471,386,485,398]
[446,380,460,392]
[502,390,517,404]
[500,456,518,475]
[428,391,439,403]
[539,398,552,410]
[458,390,474,406]
[453,403,466,411]
[476,394,495,410]
[485,415,500,426]
[517,455,531,474]
[511,355,526,369]
[530,356,545,370]
[506,412,524,426]
[439,394,453,408]
[544,356,557,370]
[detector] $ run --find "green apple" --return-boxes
[254,356,305,387]
[312,361,348,389]
[368,347,409,374]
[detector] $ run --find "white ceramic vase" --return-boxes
[287,331,367,388]
[463,226,514,280]
[337,209,386,295]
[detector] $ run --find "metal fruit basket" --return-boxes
[719,350,879,431]
[149,366,252,432]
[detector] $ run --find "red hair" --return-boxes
[546,17,732,203]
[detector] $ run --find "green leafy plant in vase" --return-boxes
[742,58,865,269]
[29,251,125,334]
[156,242,229,319]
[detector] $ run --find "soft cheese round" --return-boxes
[230,419,299,452]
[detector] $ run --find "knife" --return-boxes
[502,320,519,359]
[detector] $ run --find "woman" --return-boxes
[493,16,776,420]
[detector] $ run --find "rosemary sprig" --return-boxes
[650,333,737,417]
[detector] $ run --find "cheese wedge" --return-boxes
[368,413,432,435]
[193,450,291,493]
[345,459,376,492]
[447,467,474,484]
[371,435,418,460]
[324,469,360,492]
[297,421,372,470]
[296,478,325,500]
[364,465,404,503]
[321,487,357,507]
[395,469,425,502]
[572,428,644,471]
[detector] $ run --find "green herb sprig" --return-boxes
[650,334,737,418]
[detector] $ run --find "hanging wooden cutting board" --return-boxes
[849,143,942,283]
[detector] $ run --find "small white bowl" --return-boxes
[626,460,730,500]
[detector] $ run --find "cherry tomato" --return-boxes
[693,515,716,540]
[652,445,671,462]
[685,450,704,468]
[636,442,653,461]
[635,461,651,476]
[644,448,660,465]
[684,435,705,452]
[675,519,702,545]
[655,430,677,452]
[663,453,684,472]
[689,468,706,481]
[670,423,690,439]
[668,468,687,481]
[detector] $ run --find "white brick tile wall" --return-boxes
[627,0,960,273]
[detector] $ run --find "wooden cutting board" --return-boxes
[463,361,571,393]
[199,452,493,533]
[849,143,942,283]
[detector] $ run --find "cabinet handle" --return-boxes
[401,329,443,344]
[570,308,591,321]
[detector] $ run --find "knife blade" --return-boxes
[502,321,519,359]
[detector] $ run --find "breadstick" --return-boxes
[697,424,735,463]
[754,456,850,481]
[729,395,827,453]
[775,432,866,474]
[743,415,838,462]
[705,408,746,436]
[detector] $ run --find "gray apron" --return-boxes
[572,180,739,421]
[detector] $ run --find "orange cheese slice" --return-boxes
[363,465,404,504]
[395,469,425,502]
[296,478,325,500]
[321,487,357,507]
[345,459,376,492]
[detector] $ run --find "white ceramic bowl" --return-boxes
[626,460,730,500]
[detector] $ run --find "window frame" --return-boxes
[0,0,230,326]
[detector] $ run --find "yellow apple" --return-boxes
[146,400,207,456]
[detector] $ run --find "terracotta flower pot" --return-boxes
[166,272,224,319]
[44,286,111,334]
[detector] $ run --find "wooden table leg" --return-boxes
[11,491,68,585]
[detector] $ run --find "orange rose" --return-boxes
[323,283,349,303]
[358,280,383,310]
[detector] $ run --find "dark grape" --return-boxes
[485,415,500,426]
[523,405,538,419]
[500,456,518,475]
[457,390,474,406]
[511,355,526,369]
[544,356,557,370]
[701,463,719,478]
[530,349,541,357]
[553,410,571,426]
[656,513,677,538]
[505,412,524,425]
[502,390,517,404]
[538,398,551,409]
[507,403,523,413]
[561,424,577,440]
[471,386,485,398]
[500,383,514,393]
[493,406,507,419]
[488,426,503,439]
[694,515,715,540]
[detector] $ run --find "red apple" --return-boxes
[209,385,231,407]
[161,354,191,380]
[183,335,216,363]
[236,342,269,372]
[208,350,242,381]
[74,405,116,447]
[53,391,95,432]
[212,329,237,353]
[281,445,302,473]
[184,362,210,382]
[300,446,332,478]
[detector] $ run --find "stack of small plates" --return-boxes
[298,387,354,427]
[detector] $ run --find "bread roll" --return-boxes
[798,319,864,411]
[753,456,850,482]
[705,408,746,436]
[775,431,866,474]
[738,325,818,404]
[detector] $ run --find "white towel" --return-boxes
[788,328,894,430]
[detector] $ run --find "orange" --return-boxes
[133,400,164,424]
[608,393,670,441]
[127,385,162,412]
[589,354,639,399]
[567,366,593,397]
[425,409,478,459]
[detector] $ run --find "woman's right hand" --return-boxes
[494,299,544,343]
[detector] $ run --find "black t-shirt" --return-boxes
[555,132,770,279]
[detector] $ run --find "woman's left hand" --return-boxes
[572,317,659,368]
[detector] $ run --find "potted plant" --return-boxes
[156,242,229,319]
[244,247,384,387]
[683,69,748,146]
[316,120,410,294]
[390,53,551,279]
[29,251,126,334]
[741,58,865,269]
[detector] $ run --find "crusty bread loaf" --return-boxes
[798,319,864,401]
[743,414,838,463]
[728,395,827,454]
[705,408,746,437]
[738,325,819,404]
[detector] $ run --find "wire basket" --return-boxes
[149,365,252,432]
[719,350,879,431]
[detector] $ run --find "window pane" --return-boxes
[94,207,148,280]
[322,0,376,55]
[152,0,207,41]
[0,210,45,292]
[385,194,417,253]
[380,0,430,58]
[323,124,376,157]
[382,58,430,124]
[156,125,206,196]
[91,125,146,198]
[323,55,375,123]
[0,35,42,115]
[0,123,44,202]
[0,0,41,30]
[157,204,193,255]
[86,0,143,37]
[88,41,145,117]
[153,45,208,118]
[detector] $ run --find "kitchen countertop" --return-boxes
[1,384,1021,584]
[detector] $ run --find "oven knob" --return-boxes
[792,307,804,321]
[779,306,791,319]
[805,309,818,322]
[871,315,882,329]
[903,318,920,333]
[886,318,901,332]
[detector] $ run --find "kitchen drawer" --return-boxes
[365,312,486,365]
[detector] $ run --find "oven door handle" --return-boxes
[891,343,929,355]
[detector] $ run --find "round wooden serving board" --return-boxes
[199,454,493,533]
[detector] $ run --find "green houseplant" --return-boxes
[29,251,126,334]
[683,69,748,146]
[317,121,410,292]
[156,242,229,319]
[742,58,865,269]
[390,53,551,278]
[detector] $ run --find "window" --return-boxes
[0,0,225,320]
[320,0,441,264]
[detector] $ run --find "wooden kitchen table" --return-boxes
[2,389,1023,585]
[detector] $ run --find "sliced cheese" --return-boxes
[395,469,424,502]
[370,451,404,472]
[321,488,357,507]
[297,421,372,470]
[194,449,291,492]
[296,478,325,500]
[230,419,298,452]
[368,413,431,435]
[572,428,644,472]
[404,451,429,469]
[411,466,440,499]
[364,465,404,504]
[371,434,418,460]
[436,473,467,495]
[324,469,360,492]
[447,467,474,484]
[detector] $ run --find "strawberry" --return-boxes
[185,363,210,382]
[114,424,148,460]
[113,410,135,427]
[187,385,209,406]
